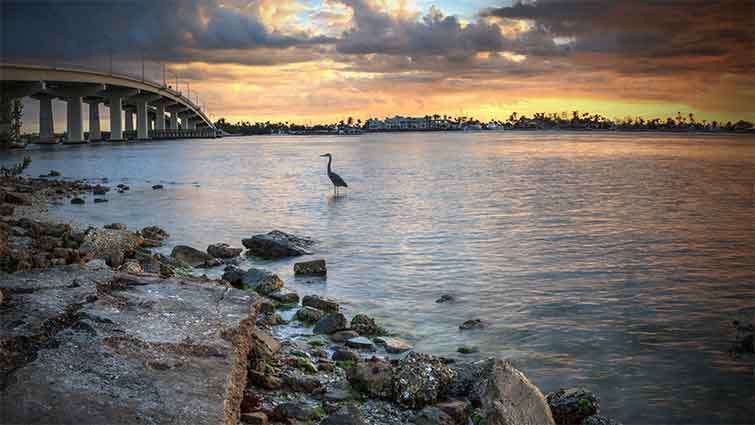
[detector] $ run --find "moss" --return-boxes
[335,360,354,370]
[578,398,592,413]
[308,340,326,348]
[314,405,327,419]
[295,357,318,374]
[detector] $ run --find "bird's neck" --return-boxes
[327,156,332,173]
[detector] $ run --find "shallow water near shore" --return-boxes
[3,132,754,424]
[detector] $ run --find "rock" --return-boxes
[93,198,108,203]
[85,259,109,270]
[412,407,455,425]
[322,404,368,425]
[457,345,479,354]
[222,266,283,295]
[350,314,384,336]
[294,259,327,276]
[207,243,242,259]
[459,319,485,330]
[295,306,325,324]
[268,289,299,305]
[170,245,215,267]
[258,299,276,315]
[92,185,109,195]
[0,267,260,425]
[118,261,143,274]
[330,330,359,343]
[273,402,318,421]
[104,223,127,230]
[48,170,62,177]
[241,412,268,425]
[346,337,376,351]
[282,370,323,393]
[152,184,164,190]
[70,197,85,205]
[198,257,224,268]
[459,358,556,425]
[546,388,600,425]
[242,230,314,259]
[0,203,14,215]
[582,415,622,425]
[436,400,471,424]
[79,228,144,265]
[141,226,169,242]
[374,337,412,353]
[393,352,456,409]
[332,348,360,363]
[313,313,348,335]
[5,191,32,205]
[347,357,395,399]
[302,294,339,312]
[248,370,282,390]
[436,294,455,303]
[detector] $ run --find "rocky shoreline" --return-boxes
[0,174,631,425]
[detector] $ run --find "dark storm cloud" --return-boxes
[0,0,333,64]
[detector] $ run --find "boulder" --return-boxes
[436,294,455,303]
[79,228,144,265]
[242,230,314,259]
[302,294,339,312]
[413,407,456,425]
[436,400,471,424]
[70,197,85,205]
[141,226,169,246]
[459,319,485,330]
[268,289,299,305]
[346,357,395,399]
[152,184,164,190]
[241,412,268,425]
[546,388,600,425]
[93,198,108,204]
[104,223,127,230]
[92,185,109,195]
[295,306,325,324]
[458,358,555,425]
[222,266,283,295]
[393,352,456,409]
[321,404,367,425]
[350,314,384,336]
[272,402,318,421]
[332,348,360,363]
[345,337,376,351]
[313,313,348,335]
[374,337,412,353]
[207,243,243,259]
[294,259,327,276]
[170,245,214,267]
[330,330,359,343]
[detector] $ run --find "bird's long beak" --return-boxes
[320,154,328,157]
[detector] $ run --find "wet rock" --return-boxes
[459,319,485,330]
[273,402,318,421]
[346,337,376,351]
[170,245,215,267]
[198,257,224,268]
[268,289,299,305]
[330,330,359,343]
[294,259,327,276]
[141,226,169,242]
[104,223,127,230]
[457,345,479,354]
[241,412,268,425]
[118,261,143,274]
[459,358,555,425]
[207,243,242,259]
[79,228,144,265]
[347,357,395,399]
[313,313,348,335]
[92,185,109,195]
[248,370,282,390]
[282,370,323,393]
[70,197,85,205]
[5,191,32,205]
[412,406,455,425]
[374,337,412,354]
[436,294,455,303]
[242,230,314,259]
[351,314,384,336]
[47,170,62,177]
[295,306,325,324]
[0,203,14,215]
[582,415,622,425]
[302,294,339,312]
[222,266,284,295]
[393,352,456,409]
[152,184,164,190]
[546,388,600,425]
[436,400,471,424]
[332,348,360,363]
[322,404,368,425]
[93,198,108,203]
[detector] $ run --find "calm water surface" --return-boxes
[3,132,754,424]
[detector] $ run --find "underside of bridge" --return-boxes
[0,65,217,144]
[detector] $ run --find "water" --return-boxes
[3,132,754,424]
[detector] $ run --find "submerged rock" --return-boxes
[302,294,339,312]
[242,230,314,259]
[436,294,455,303]
[546,387,600,425]
[313,313,348,335]
[70,197,85,205]
[459,319,485,330]
[294,259,327,276]
[170,245,214,267]
[207,243,242,259]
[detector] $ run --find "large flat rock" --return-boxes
[1,266,259,425]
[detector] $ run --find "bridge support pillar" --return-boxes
[135,100,149,140]
[155,103,166,130]
[169,112,179,129]
[125,110,134,132]
[85,98,102,141]
[65,96,84,144]
[32,94,56,144]
[108,96,123,141]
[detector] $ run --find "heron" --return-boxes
[320,153,348,196]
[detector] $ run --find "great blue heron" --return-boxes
[320,153,348,196]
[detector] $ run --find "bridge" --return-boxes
[0,63,218,143]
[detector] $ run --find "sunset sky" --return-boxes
[3,0,754,130]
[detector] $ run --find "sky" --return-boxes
[2,0,754,130]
